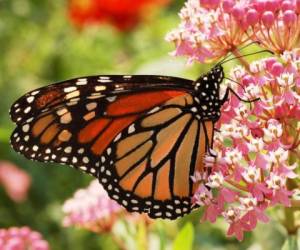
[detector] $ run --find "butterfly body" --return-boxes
[10,65,225,219]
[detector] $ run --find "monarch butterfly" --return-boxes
[10,55,258,219]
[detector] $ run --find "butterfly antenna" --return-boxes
[216,41,261,66]
[220,49,273,65]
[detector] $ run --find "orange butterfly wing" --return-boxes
[10,75,214,219]
[95,94,214,219]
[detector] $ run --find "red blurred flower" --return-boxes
[0,161,31,202]
[68,0,170,31]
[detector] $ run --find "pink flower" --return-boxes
[62,180,151,233]
[169,0,300,242]
[202,203,223,223]
[192,184,213,206]
[62,180,124,233]
[0,226,50,250]
[166,0,251,62]
[0,161,31,202]
[223,208,247,241]
[167,0,300,61]
[189,53,300,241]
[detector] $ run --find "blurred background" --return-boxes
[0,0,288,249]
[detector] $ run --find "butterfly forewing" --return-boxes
[10,76,192,178]
[10,75,193,124]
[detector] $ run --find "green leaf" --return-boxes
[223,138,233,147]
[173,223,194,250]
[282,235,298,250]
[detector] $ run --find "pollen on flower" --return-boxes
[224,149,243,165]
[263,120,283,141]
[266,173,286,190]
[192,184,213,206]
[266,148,289,164]
[277,73,295,88]
[222,207,240,224]
[242,166,261,183]
[247,138,264,152]
[239,197,257,211]
[207,172,224,188]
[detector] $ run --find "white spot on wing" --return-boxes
[57,108,68,116]
[64,86,77,93]
[22,124,30,132]
[27,96,35,103]
[95,85,106,91]
[31,90,40,96]
[66,90,80,99]
[128,124,135,134]
[107,96,116,102]
[98,79,112,83]
[64,147,72,153]
[24,107,31,113]
[76,78,88,85]
[86,102,97,111]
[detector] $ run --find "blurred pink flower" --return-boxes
[62,180,124,233]
[0,226,50,250]
[0,161,31,202]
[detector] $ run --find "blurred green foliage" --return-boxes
[0,0,291,249]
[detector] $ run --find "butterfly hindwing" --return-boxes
[96,94,215,219]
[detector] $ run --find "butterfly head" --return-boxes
[194,65,224,94]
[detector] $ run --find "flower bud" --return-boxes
[222,0,235,13]
[281,0,294,11]
[246,9,259,26]
[232,5,245,21]
[262,11,275,28]
[283,10,297,27]
[271,62,284,76]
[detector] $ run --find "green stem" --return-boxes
[111,233,127,250]
[283,179,299,235]
[284,206,298,235]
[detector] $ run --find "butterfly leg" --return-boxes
[214,128,221,133]
[220,87,260,106]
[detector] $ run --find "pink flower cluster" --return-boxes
[62,180,123,233]
[166,0,300,62]
[0,227,49,250]
[192,50,300,240]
